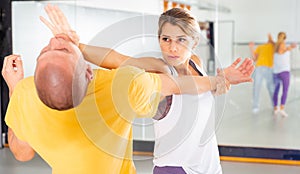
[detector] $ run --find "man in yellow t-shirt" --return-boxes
[5,65,161,174]
[249,34,275,114]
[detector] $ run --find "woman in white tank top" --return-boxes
[272,32,297,117]
[152,8,254,174]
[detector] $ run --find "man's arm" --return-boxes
[2,55,35,161]
[8,128,35,161]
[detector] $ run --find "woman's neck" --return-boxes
[174,59,191,75]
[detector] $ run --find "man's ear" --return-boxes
[86,64,93,82]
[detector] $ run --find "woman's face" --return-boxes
[278,33,286,41]
[159,22,196,66]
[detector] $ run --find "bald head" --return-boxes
[35,58,75,110]
[34,36,92,110]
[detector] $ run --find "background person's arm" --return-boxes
[248,42,258,62]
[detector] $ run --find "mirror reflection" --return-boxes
[215,0,300,151]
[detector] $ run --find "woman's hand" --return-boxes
[224,57,254,85]
[40,4,79,46]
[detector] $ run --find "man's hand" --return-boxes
[40,4,79,46]
[223,58,254,85]
[2,55,24,96]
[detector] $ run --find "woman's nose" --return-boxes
[169,41,178,52]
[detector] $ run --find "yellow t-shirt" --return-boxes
[5,66,161,174]
[255,43,274,68]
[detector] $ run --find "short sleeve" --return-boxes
[111,66,162,120]
[129,70,162,118]
[5,83,26,141]
[255,46,260,55]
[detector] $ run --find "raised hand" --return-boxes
[40,4,79,46]
[248,42,255,48]
[224,58,254,85]
[2,54,24,96]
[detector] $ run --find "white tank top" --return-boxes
[153,62,222,174]
[273,51,291,73]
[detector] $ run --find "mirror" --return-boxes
[212,0,300,152]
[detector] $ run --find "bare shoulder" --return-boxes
[191,55,203,67]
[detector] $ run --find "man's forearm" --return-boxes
[8,128,35,162]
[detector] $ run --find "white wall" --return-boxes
[74,0,162,14]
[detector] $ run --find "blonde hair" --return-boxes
[158,8,200,41]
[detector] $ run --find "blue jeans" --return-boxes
[252,66,274,109]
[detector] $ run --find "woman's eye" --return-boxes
[162,37,170,42]
[178,38,186,42]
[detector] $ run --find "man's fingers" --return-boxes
[14,56,23,73]
[3,55,19,73]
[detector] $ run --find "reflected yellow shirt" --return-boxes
[5,66,161,174]
[255,43,274,68]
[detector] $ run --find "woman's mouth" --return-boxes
[168,56,180,59]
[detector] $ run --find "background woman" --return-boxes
[273,32,297,117]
